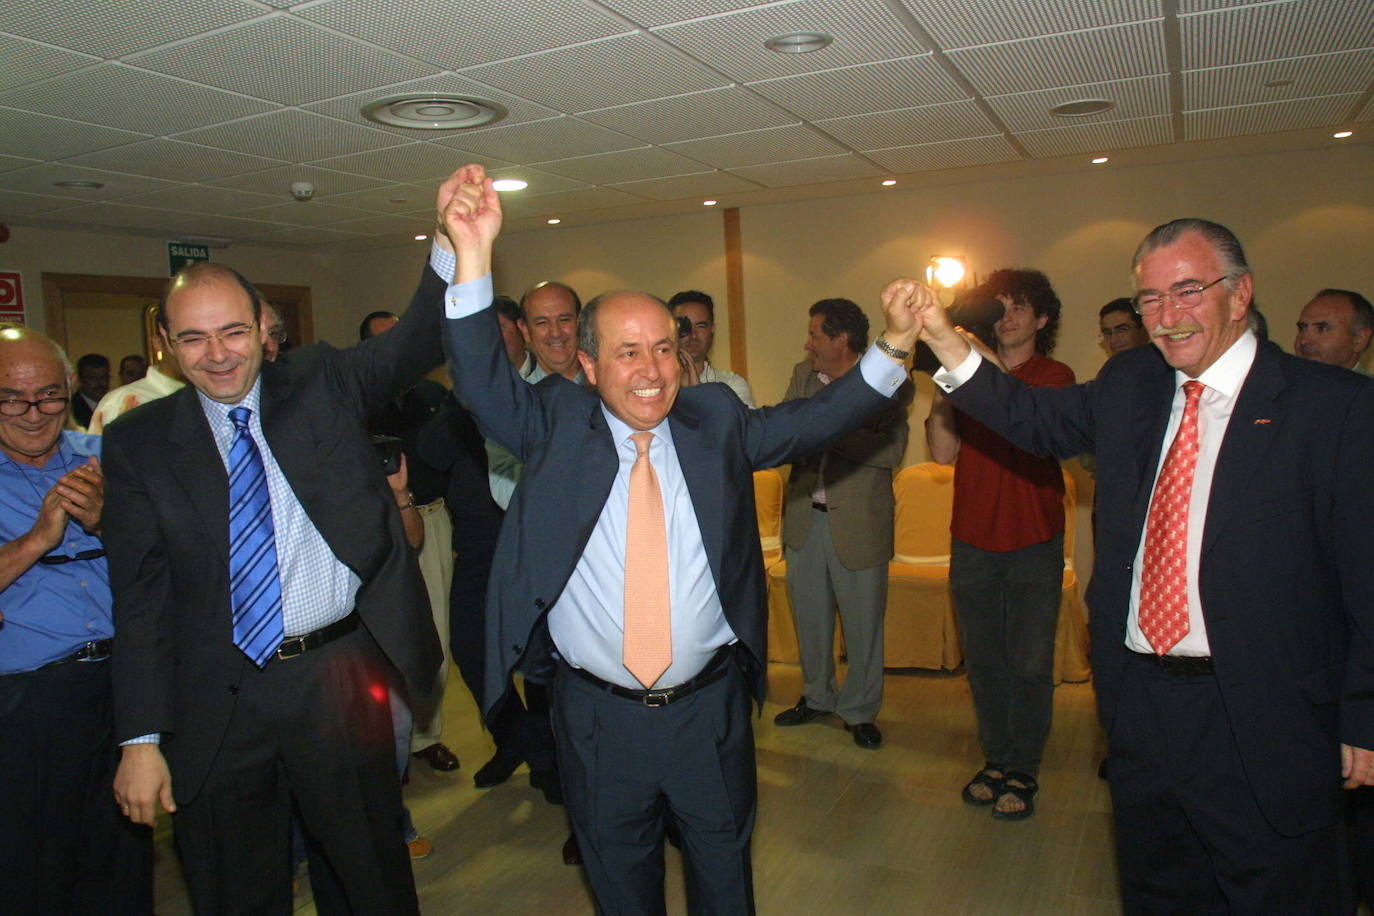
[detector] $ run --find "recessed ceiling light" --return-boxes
[492,178,528,192]
[1091,156,1109,164]
[881,179,897,186]
[1264,78,1295,88]
[414,234,428,241]
[361,94,507,130]
[388,197,410,204]
[764,32,833,54]
[1050,99,1115,117]
[546,218,561,225]
[53,180,104,189]
[702,199,717,206]
[1333,130,1353,139]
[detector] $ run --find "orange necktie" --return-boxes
[1139,380,1204,655]
[623,431,672,687]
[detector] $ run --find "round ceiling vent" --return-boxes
[361,95,508,130]
[1050,99,1115,117]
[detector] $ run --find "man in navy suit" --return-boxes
[894,218,1374,913]
[433,164,919,913]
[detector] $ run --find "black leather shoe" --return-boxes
[412,742,460,772]
[561,831,582,866]
[531,770,564,805]
[773,697,830,727]
[845,722,882,749]
[473,749,523,788]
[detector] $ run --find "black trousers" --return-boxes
[0,656,153,914]
[172,626,417,915]
[551,654,756,916]
[1108,651,1350,914]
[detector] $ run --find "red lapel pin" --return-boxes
[1253,419,1271,425]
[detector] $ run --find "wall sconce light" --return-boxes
[926,256,967,290]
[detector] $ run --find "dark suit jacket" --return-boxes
[443,307,898,715]
[102,265,446,804]
[946,339,1374,835]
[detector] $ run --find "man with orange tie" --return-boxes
[897,218,1374,913]
[433,164,919,913]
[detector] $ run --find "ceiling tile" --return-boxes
[1358,97,1374,122]
[597,0,778,29]
[175,110,404,162]
[652,0,927,83]
[329,213,433,237]
[294,0,632,69]
[0,189,85,218]
[0,108,147,159]
[117,184,284,215]
[530,147,709,183]
[204,165,387,197]
[1181,0,1374,70]
[947,20,1167,95]
[985,75,1170,131]
[65,139,284,183]
[746,56,968,120]
[434,117,644,162]
[154,213,284,239]
[312,142,510,182]
[315,184,435,212]
[125,16,437,106]
[488,167,591,195]
[1015,115,1172,157]
[45,201,189,230]
[2,163,178,200]
[461,33,728,112]
[0,0,265,58]
[501,186,649,218]
[665,125,848,168]
[0,154,43,174]
[254,225,371,245]
[1183,49,1374,110]
[0,64,279,135]
[235,200,376,228]
[302,73,560,137]
[605,170,764,200]
[1184,93,1362,140]
[863,135,1021,172]
[580,88,798,144]
[0,35,99,92]
[727,152,886,186]
[815,99,1001,149]
[901,0,1161,49]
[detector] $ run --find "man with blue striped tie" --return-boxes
[102,261,445,914]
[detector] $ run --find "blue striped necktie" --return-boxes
[228,406,283,667]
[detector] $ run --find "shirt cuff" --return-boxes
[932,348,983,392]
[120,733,160,746]
[857,344,909,397]
[430,243,493,318]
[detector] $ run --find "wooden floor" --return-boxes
[152,662,1123,915]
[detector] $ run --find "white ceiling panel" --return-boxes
[204,165,387,197]
[2,163,177,200]
[488,167,590,196]
[1183,50,1374,110]
[1359,97,1374,122]
[606,170,764,200]
[0,189,85,218]
[1181,0,1374,70]
[501,185,650,218]
[0,154,42,173]
[1015,115,1172,157]
[727,152,886,186]
[903,0,1161,49]
[312,143,511,182]
[815,99,1001,149]
[294,0,632,69]
[117,184,284,215]
[1184,93,1362,140]
[0,0,264,58]
[462,33,729,112]
[665,125,848,168]
[652,0,928,83]
[154,213,285,240]
[314,184,435,212]
[236,200,377,228]
[65,139,285,183]
[580,88,798,144]
[597,0,779,29]
[947,20,1167,95]
[531,146,712,183]
[45,202,189,229]
[434,117,644,162]
[986,75,1170,131]
[745,56,968,121]
[255,225,371,245]
[125,16,437,106]
[0,35,99,92]
[330,213,433,238]
[302,73,561,137]
[174,110,404,162]
[863,135,1020,172]
[0,108,147,160]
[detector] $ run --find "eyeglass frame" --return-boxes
[1133,276,1228,316]
[166,320,261,354]
[0,387,71,417]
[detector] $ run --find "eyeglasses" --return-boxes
[266,325,288,345]
[1134,277,1227,316]
[0,393,69,416]
[38,547,106,565]
[1099,324,1140,340]
[169,324,257,354]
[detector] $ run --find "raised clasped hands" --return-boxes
[434,164,502,257]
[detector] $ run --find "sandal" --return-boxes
[991,771,1039,821]
[961,766,1004,807]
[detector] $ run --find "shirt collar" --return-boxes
[600,403,675,454]
[1181,329,1257,400]
[197,376,263,428]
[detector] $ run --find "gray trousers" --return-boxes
[949,535,1062,776]
[784,507,887,725]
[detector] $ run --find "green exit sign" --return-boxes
[168,242,210,275]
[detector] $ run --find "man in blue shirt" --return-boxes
[0,325,152,913]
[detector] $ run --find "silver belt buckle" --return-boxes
[642,689,674,707]
[276,637,307,660]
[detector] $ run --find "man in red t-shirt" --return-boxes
[926,269,1074,821]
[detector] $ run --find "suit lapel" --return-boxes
[667,402,718,578]
[1131,367,1176,522]
[167,386,231,569]
[576,402,619,542]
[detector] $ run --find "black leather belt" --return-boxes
[44,638,113,668]
[811,502,828,512]
[567,644,734,707]
[1134,651,1214,677]
[276,612,359,660]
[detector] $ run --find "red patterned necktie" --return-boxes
[1139,380,1205,655]
[623,431,672,687]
